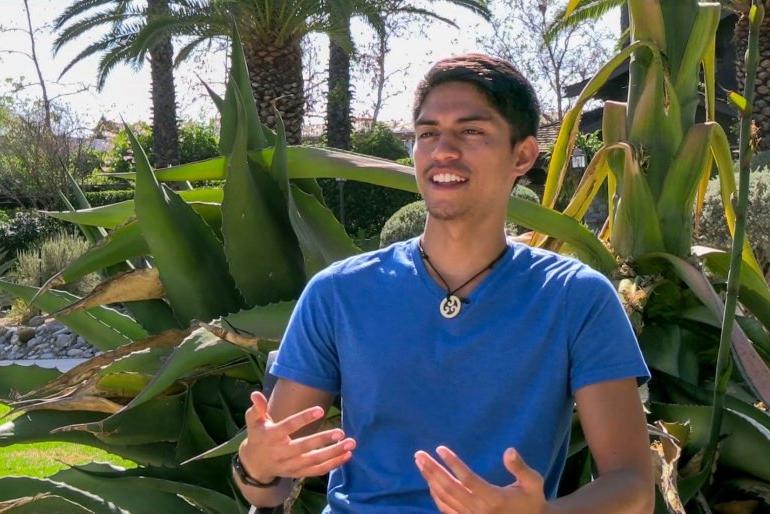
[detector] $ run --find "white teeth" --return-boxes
[431,173,467,184]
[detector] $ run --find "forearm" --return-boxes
[546,469,654,514]
[233,470,294,508]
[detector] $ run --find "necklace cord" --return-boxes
[418,240,508,301]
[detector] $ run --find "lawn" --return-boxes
[0,403,135,478]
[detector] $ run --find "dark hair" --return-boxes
[412,54,540,144]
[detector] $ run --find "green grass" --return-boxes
[0,403,135,478]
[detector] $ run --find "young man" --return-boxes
[233,54,654,514]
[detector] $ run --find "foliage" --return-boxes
[351,122,410,161]
[379,185,540,247]
[0,211,66,262]
[102,122,219,174]
[84,190,136,207]
[0,96,102,209]
[10,231,100,296]
[0,31,416,513]
[752,149,770,171]
[697,168,770,277]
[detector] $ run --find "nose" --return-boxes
[431,132,461,163]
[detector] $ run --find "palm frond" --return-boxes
[53,0,120,30]
[54,10,138,54]
[544,0,625,44]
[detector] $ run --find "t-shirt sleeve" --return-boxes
[269,270,341,395]
[566,267,650,394]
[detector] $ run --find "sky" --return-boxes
[0,0,619,131]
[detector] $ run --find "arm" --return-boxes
[234,378,354,507]
[546,378,654,514]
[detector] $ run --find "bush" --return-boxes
[102,121,219,174]
[351,123,409,161]
[697,167,770,278]
[379,185,541,247]
[751,150,770,172]
[9,231,99,296]
[0,210,65,262]
[84,190,135,206]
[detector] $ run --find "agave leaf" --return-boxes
[218,301,296,342]
[129,126,242,323]
[125,327,251,412]
[650,402,770,482]
[48,466,207,513]
[22,395,124,415]
[506,198,617,275]
[63,463,240,513]
[0,365,60,400]
[601,102,627,238]
[60,391,186,445]
[182,429,245,464]
[0,477,112,513]
[657,124,717,256]
[543,40,661,208]
[0,280,148,351]
[693,246,770,329]
[220,85,305,306]
[611,148,665,258]
[176,390,217,463]
[643,252,770,405]
[0,493,94,513]
[55,269,164,317]
[271,111,360,275]
[727,90,750,115]
[59,190,105,245]
[46,188,223,229]
[709,124,764,276]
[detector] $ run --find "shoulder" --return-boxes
[306,238,415,290]
[510,243,607,285]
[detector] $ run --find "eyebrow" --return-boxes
[414,114,496,126]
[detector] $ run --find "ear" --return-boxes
[510,136,539,180]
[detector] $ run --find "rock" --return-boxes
[38,352,55,359]
[55,334,74,348]
[0,326,9,339]
[17,328,36,343]
[66,348,83,358]
[25,337,42,348]
[76,336,87,346]
[10,334,20,345]
[52,327,70,338]
[47,321,65,332]
[27,316,46,327]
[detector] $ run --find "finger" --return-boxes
[435,446,489,492]
[503,448,543,490]
[291,450,352,478]
[415,451,474,508]
[284,428,346,457]
[428,488,461,514]
[282,438,357,475]
[270,405,325,437]
[244,391,269,428]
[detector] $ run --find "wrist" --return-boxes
[232,452,280,487]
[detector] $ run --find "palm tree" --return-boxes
[133,1,350,144]
[54,0,181,168]
[325,0,492,150]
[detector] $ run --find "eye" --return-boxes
[418,131,437,139]
[463,128,483,135]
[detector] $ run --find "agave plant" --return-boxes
[0,28,415,513]
[1,2,770,513]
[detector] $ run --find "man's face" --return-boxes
[413,81,533,224]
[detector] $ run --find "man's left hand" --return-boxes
[415,446,549,514]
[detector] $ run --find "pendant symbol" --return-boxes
[440,295,462,319]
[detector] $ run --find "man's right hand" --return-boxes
[238,391,356,484]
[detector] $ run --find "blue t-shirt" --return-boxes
[270,237,649,513]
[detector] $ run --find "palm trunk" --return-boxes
[326,19,352,150]
[734,5,770,151]
[242,37,305,145]
[147,0,180,168]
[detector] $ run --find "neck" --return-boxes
[420,216,508,295]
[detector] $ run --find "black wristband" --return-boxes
[232,453,281,488]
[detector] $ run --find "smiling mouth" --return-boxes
[430,173,468,184]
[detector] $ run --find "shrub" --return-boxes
[102,121,219,174]
[84,190,135,206]
[696,167,770,278]
[379,185,541,247]
[351,123,409,161]
[751,150,770,172]
[9,231,100,297]
[0,210,65,261]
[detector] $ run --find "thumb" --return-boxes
[249,391,270,422]
[503,448,540,488]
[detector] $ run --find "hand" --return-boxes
[238,391,356,484]
[415,446,548,514]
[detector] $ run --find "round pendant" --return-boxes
[440,295,462,319]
